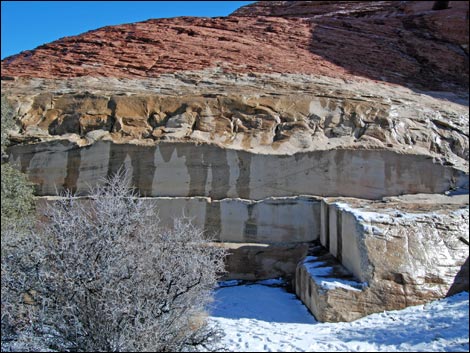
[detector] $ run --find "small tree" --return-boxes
[2,169,226,351]
[1,163,35,230]
[1,95,35,231]
[1,95,15,155]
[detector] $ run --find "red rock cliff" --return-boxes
[1,1,468,91]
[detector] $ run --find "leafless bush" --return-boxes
[1,222,44,352]
[1,168,226,352]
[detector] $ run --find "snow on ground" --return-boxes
[208,281,469,352]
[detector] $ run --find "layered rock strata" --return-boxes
[8,141,467,199]
[3,73,469,163]
[2,1,468,91]
[2,1,469,322]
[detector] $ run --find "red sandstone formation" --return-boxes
[1,1,468,91]
[1,1,469,324]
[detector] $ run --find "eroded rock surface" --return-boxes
[2,0,469,323]
[296,194,469,322]
[2,75,468,159]
[2,1,468,91]
[7,140,467,199]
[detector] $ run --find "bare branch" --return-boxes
[2,168,227,352]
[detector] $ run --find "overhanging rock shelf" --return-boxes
[2,0,469,323]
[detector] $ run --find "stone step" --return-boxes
[302,244,367,292]
[295,243,370,322]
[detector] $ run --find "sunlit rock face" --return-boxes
[296,195,469,322]
[4,75,469,162]
[2,1,468,91]
[2,0,469,322]
[8,140,467,199]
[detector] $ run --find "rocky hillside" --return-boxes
[2,1,469,91]
[2,1,469,322]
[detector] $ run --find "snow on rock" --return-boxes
[303,256,367,292]
[310,198,469,322]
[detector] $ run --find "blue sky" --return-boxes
[1,1,255,59]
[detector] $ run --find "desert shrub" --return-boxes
[1,163,35,230]
[1,95,15,155]
[1,95,38,351]
[1,222,46,352]
[1,169,226,352]
[1,95,35,231]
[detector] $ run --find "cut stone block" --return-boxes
[297,196,469,322]
[213,242,309,282]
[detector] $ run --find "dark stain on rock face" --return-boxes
[63,144,82,193]
[333,149,345,191]
[236,150,252,199]
[180,143,231,199]
[15,144,37,175]
[204,200,222,241]
[204,146,231,199]
[324,203,330,251]
[129,144,157,196]
[185,144,208,197]
[294,151,305,163]
[9,141,469,199]
[199,144,231,239]
[336,210,342,263]
[107,142,156,196]
[159,143,176,163]
[244,202,258,242]
[107,141,127,181]
[10,140,77,195]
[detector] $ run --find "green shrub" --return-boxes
[1,95,35,230]
[1,163,35,229]
[1,95,15,155]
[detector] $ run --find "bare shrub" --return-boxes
[1,223,45,352]
[1,95,38,352]
[1,168,226,352]
[1,163,35,231]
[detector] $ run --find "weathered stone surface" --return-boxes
[295,246,370,322]
[36,195,319,244]
[2,1,468,92]
[215,242,309,281]
[146,196,321,244]
[36,196,313,279]
[8,141,467,199]
[233,1,470,90]
[2,71,468,168]
[1,0,469,323]
[297,194,469,322]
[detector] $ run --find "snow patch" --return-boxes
[334,202,468,225]
[303,256,367,292]
[334,202,394,223]
[209,286,469,352]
